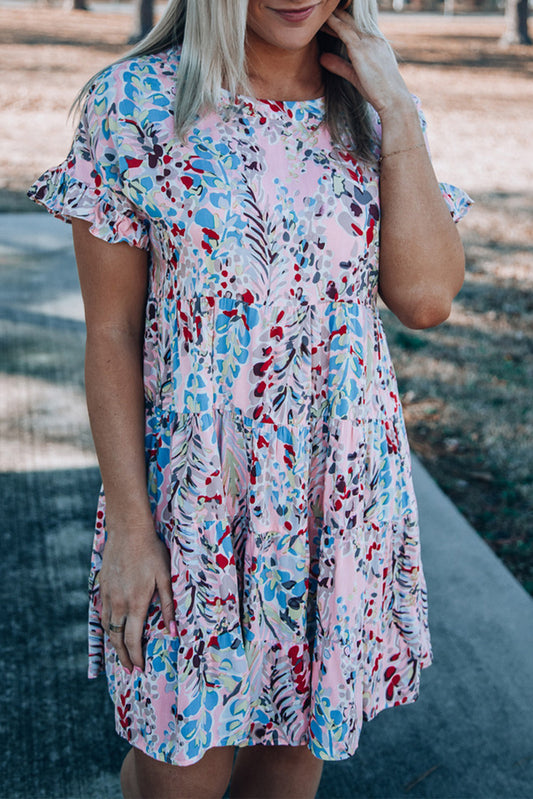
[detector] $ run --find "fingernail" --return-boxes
[124,666,132,675]
[134,666,143,676]
[170,621,178,637]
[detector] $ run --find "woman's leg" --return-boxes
[229,744,324,799]
[120,745,236,799]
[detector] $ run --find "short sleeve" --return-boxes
[27,71,150,250]
[413,98,473,223]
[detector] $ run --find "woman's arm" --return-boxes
[72,219,176,672]
[321,9,465,329]
[379,101,464,328]
[376,100,465,329]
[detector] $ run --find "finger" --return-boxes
[101,604,111,634]
[123,612,146,670]
[332,6,358,22]
[157,572,177,636]
[319,52,360,88]
[108,626,134,673]
[320,21,340,39]
[327,8,360,37]
[100,588,113,632]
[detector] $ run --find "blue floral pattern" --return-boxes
[28,47,472,766]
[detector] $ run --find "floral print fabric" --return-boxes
[28,48,472,766]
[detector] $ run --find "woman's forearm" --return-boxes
[378,99,465,329]
[85,328,154,537]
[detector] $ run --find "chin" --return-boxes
[270,32,317,50]
[247,26,320,52]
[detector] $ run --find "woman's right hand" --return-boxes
[71,220,176,673]
[99,527,177,673]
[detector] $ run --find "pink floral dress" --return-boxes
[28,48,471,766]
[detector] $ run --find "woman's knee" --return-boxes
[230,744,323,799]
[122,745,235,799]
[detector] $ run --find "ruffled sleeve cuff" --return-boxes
[439,182,473,223]
[27,163,150,250]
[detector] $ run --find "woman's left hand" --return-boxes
[320,8,413,119]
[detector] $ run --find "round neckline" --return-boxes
[220,88,325,105]
[218,88,326,119]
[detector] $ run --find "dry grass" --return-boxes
[1,5,532,592]
[378,14,533,593]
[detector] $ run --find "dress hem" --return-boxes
[97,653,433,767]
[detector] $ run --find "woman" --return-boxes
[29,1,471,798]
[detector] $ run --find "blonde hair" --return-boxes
[76,0,390,161]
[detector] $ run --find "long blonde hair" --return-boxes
[76,0,389,161]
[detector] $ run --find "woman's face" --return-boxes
[246,1,348,52]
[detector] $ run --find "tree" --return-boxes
[501,0,531,46]
[129,0,155,44]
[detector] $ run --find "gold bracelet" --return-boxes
[379,141,425,166]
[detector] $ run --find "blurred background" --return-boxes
[0,2,532,797]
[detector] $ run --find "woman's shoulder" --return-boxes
[83,47,179,122]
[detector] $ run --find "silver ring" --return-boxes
[108,622,126,634]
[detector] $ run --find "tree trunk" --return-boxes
[517,0,531,44]
[501,0,531,46]
[130,0,155,43]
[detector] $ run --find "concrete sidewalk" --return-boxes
[1,213,532,799]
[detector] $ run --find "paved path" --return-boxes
[2,214,532,799]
